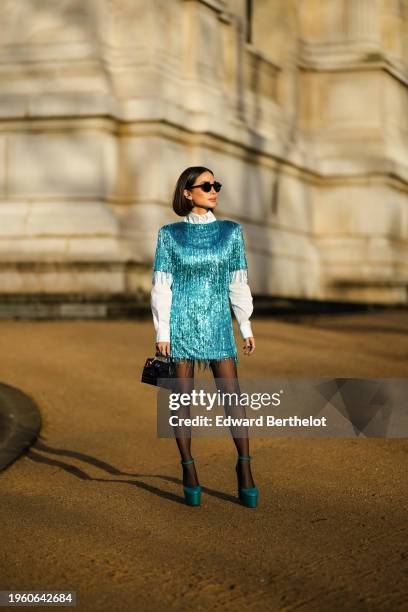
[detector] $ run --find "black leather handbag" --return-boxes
[141,352,176,390]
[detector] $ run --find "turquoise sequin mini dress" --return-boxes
[153,219,248,370]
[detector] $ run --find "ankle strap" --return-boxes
[181,459,194,465]
[238,455,252,461]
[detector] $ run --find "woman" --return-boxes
[151,166,258,508]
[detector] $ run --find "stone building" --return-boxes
[0,0,407,316]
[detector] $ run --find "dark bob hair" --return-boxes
[172,166,214,217]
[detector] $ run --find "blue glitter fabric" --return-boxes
[153,220,248,371]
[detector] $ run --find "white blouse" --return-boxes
[151,209,254,342]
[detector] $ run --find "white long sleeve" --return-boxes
[151,271,172,342]
[229,269,254,340]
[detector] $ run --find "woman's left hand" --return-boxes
[243,336,255,355]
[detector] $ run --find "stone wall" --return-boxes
[0,0,407,310]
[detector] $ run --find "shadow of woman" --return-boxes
[28,438,239,505]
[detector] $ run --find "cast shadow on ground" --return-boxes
[25,438,241,506]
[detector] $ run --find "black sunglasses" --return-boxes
[189,181,222,193]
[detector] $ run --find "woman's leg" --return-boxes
[172,360,199,488]
[209,358,255,489]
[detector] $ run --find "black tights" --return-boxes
[172,358,254,489]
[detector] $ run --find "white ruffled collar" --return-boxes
[183,209,217,224]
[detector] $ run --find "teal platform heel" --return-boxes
[235,455,259,508]
[181,459,201,506]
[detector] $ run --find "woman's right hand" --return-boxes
[156,341,170,357]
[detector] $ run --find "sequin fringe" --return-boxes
[153,222,247,367]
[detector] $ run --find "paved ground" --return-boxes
[0,310,407,611]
